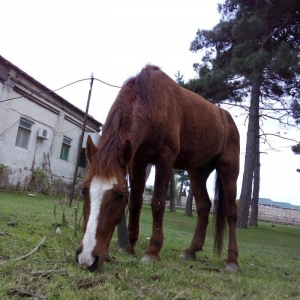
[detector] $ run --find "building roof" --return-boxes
[0,55,102,132]
[259,198,300,211]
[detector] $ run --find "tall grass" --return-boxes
[0,191,300,299]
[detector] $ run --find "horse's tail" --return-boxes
[213,173,226,257]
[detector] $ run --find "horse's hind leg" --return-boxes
[180,165,214,260]
[216,154,239,271]
[213,109,240,271]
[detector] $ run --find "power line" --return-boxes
[94,78,121,88]
[0,76,296,114]
[0,77,122,104]
[0,78,90,103]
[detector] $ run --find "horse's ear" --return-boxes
[86,135,97,165]
[119,139,133,169]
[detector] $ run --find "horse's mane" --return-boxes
[89,65,162,180]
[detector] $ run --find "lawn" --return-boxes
[0,191,300,299]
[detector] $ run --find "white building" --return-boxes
[0,55,102,193]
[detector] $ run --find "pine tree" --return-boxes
[175,170,189,207]
[292,143,300,173]
[186,0,300,228]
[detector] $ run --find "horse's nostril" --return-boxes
[88,255,100,272]
[76,246,100,271]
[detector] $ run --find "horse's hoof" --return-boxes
[119,247,135,255]
[140,254,160,263]
[225,262,239,272]
[179,251,196,261]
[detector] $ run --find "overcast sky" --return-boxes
[1,0,299,205]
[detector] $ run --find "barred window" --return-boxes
[15,119,32,149]
[60,136,72,161]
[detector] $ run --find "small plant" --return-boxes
[53,197,68,230]
[0,163,8,189]
[0,163,6,174]
[73,196,83,237]
[59,197,68,226]
[53,195,83,236]
[30,169,51,194]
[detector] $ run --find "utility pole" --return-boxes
[69,75,94,207]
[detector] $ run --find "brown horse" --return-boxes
[76,65,240,272]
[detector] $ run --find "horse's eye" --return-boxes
[82,188,88,197]
[116,192,124,201]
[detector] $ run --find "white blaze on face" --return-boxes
[78,176,116,267]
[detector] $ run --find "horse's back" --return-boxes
[133,66,238,170]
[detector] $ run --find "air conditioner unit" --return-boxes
[38,128,49,139]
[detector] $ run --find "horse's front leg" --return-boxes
[120,161,148,254]
[180,167,213,260]
[141,155,174,262]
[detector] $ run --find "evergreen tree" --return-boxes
[175,71,185,87]
[292,143,300,173]
[169,170,176,212]
[175,170,189,207]
[185,189,194,217]
[186,0,300,228]
[291,98,300,172]
[291,99,300,124]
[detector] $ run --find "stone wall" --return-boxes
[257,205,300,225]
[143,195,300,225]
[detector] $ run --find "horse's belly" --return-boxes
[173,149,216,170]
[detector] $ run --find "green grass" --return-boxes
[1,191,300,299]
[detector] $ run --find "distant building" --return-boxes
[259,198,300,211]
[0,55,102,193]
[257,198,300,225]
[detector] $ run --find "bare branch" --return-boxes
[9,289,46,300]
[260,133,300,144]
[215,100,296,112]
[0,236,46,265]
[0,231,10,236]
[260,21,289,49]
[260,113,289,122]
[259,127,278,151]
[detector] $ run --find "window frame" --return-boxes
[60,136,72,161]
[15,118,33,150]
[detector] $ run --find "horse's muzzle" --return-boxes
[76,248,102,272]
[87,255,100,272]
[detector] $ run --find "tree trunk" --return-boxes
[249,127,260,227]
[184,189,193,217]
[237,74,262,228]
[169,170,176,212]
[177,181,183,207]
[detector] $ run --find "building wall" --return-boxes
[0,64,101,192]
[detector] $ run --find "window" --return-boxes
[60,136,72,161]
[78,149,87,168]
[15,119,32,149]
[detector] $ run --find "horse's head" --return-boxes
[76,136,133,271]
